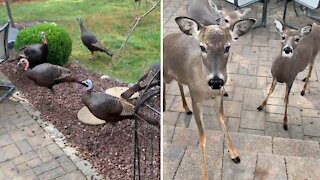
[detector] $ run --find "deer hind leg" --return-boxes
[283,83,293,131]
[216,95,240,163]
[191,100,207,180]
[257,78,277,111]
[301,62,314,96]
[163,82,166,112]
[134,0,141,18]
[222,86,228,97]
[178,83,192,115]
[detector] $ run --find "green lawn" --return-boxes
[0,0,160,83]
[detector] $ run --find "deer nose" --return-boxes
[208,76,224,90]
[283,47,292,54]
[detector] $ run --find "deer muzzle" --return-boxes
[208,75,224,90]
[282,46,293,57]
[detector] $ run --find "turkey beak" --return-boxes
[17,62,23,70]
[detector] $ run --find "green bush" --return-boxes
[15,22,72,66]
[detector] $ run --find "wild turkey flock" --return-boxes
[16,17,160,124]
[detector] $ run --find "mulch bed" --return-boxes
[0,56,160,179]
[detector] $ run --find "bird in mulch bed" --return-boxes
[76,17,113,60]
[81,79,135,124]
[121,63,160,100]
[17,58,87,93]
[20,32,48,68]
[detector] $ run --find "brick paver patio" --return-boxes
[0,73,88,179]
[164,0,320,179]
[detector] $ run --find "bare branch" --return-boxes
[113,0,160,60]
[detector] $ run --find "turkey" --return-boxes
[17,58,85,92]
[121,63,160,100]
[76,17,113,60]
[81,79,135,123]
[20,32,48,68]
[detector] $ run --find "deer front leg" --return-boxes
[283,83,292,131]
[216,95,240,163]
[191,100,207,180]
[178,83,192,115]
[257,78,277,111]
[301,62,314,96]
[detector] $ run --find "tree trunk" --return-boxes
[5,0,15,28]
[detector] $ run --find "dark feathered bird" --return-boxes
[20,32,48,68]
[81,80,135,123]
[18,58,84,92]
[76,17,113,60]
[121,63,160,100]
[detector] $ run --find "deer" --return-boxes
[134,0,154,18]
[164,17,256,180]
[186,0,250,97]
[187,0,251,38]
[257,19,319,131]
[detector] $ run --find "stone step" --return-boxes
[164,125,320,179]
[163,143,320,180]
[164,126,320,159]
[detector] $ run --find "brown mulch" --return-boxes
[0,57,160,179]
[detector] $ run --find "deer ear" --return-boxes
[237,8,251,17]
[274,19,284,33]
[208,0,222,14]
[299,24,312,37]
[175,17,202,38]
[230,18,256,40]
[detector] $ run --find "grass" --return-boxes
[0,0,160,83]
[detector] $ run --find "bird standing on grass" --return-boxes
[76,17,113,60]
[20,32,48,68]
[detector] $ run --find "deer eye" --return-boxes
[295,38,300,42]
[224,46,230,53]
[281,36,285,40]
[225,19,229,23]
[200,45,207,53]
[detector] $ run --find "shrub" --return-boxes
[15,22,72,66]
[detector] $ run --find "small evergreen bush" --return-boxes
[15,23,72,66]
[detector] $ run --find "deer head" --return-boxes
[274,19,312,58]
[175,16,256,89]
[209,0,251,29]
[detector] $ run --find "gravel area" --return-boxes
[0,57,160,179]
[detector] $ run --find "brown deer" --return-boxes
[187,0,251,39]
[257,19,318,130]
[186,0,250,98]
[134,0,154,18]
[164,17,256,179]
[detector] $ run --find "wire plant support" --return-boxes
[132,69,160,180]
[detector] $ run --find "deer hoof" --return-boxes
[302,77,307,82]
[300,90,305,96]
[232,156,241,164]
[257,106,263,111]
[186,111,193,115]
[223,92,229,97]
[283,124,288,131]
